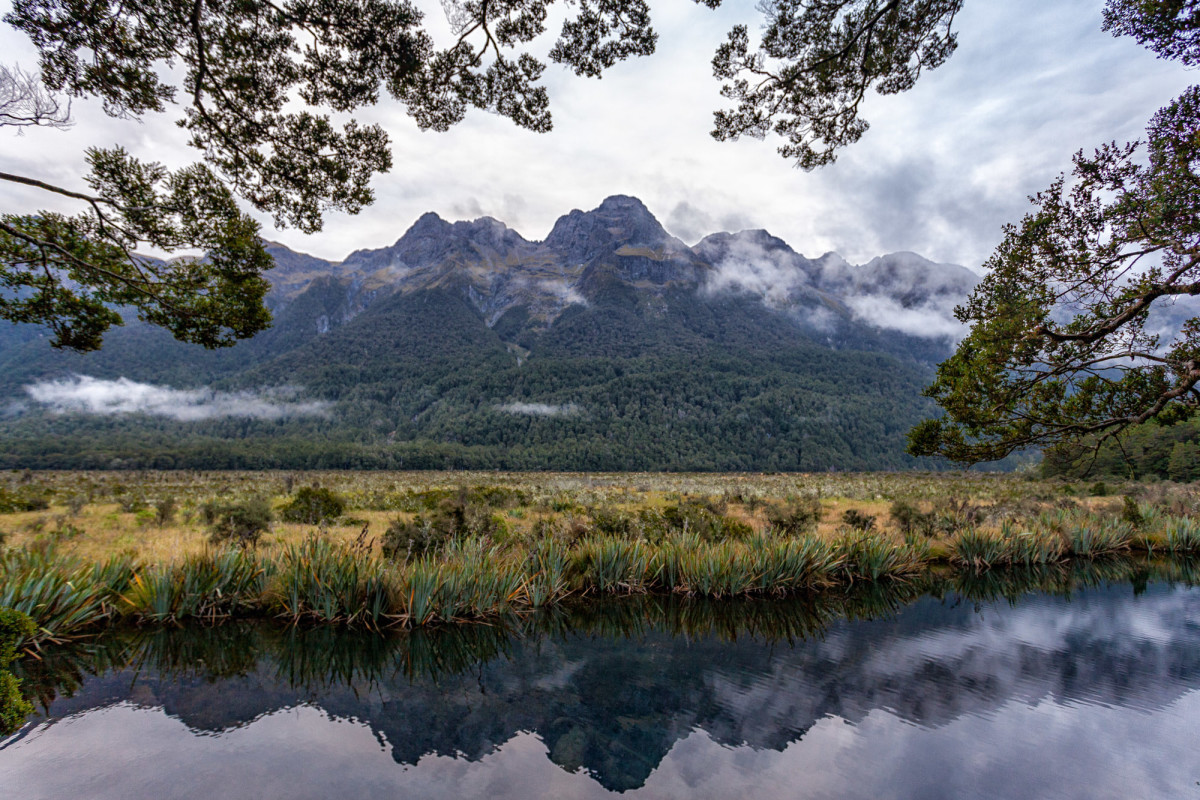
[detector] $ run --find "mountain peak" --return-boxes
[545,196,677,264]
[596,194,652,214]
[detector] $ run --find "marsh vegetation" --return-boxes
[0,470,1197,649]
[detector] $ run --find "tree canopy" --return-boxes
[909,1,1200,464]
[1,0,982,350]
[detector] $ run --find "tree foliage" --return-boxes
[910,2,1200,463]
[710,0,963,168]
[1,0,661,349]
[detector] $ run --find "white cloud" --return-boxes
[702,238,810,307]
[495,402,578,418]
[24,375,331,421]
[844,295,966,341]
[1,0,1191,271]
[537,279,587,308]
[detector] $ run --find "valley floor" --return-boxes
[1,470,1198,645]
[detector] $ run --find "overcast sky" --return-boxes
[2,0,1194,270]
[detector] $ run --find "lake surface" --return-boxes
[3,569,1200,799]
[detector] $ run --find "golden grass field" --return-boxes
[0,469,1169,564]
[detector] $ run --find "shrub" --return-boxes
[1090,481,1110,497]
[154,496,177,527]
[0,486,50,513]
[381,515,450,561]
[0,607,35,666]
[661,500,751,542]
[280,486,346,524]
[589,505,637,538]
[118,493,147,513]
[1121,496,1144,528]
[208,498,273,548]
[842,509,877,532]
[66,494,88,516]
[380,493,502,561]
[765,498,822,535]
[890,500,938,537]
[931,498,986,535]
[0,670,32,735]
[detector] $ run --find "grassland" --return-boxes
[1,470,1198,646]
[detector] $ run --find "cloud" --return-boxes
[24,375,331,421]
[702,238,811,307]
[537,279,587,308]
[843,295,967,341]
[495,402,579,418]
[666,201,753,245]
[2,0,1190,273]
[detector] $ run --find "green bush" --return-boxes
[0,671,31,735]
[209,498,273,548]
[1121,496,1144,528]
[280,486,346,524]
[0,486,50,513]
[0,607,36,736]
[0,608,35,666]
[765,498,822,535]
[380,494,501,560]
[381,515,451,560]
[842,509,877,533]
[890,500,936,537]
[154,495,177,527]
[118,493,147,513]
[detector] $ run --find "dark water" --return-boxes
[3,569,1200,799]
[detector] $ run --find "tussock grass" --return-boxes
[4,470,1200,634]
[0,549,132,644]
[120,550,265,623]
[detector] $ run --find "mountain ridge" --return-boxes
[0,195,989,471]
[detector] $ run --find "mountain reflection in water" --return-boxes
[3,563,1200,799]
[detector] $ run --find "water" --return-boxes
[3,572,1200,799]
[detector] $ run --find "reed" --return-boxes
[572,537,651,593]
[1002,523,1065,566]
[1066,518,1132,557]
[1164,518,1200,555]
[119,549,266,623]
[668,541,759,598]
[747,534,842,594]
[523,539,572,608]
[953,524,1064,570]
[267,537,398,627]
[0,549,132,643]
[430,541,525,622]
[838,532,926,581]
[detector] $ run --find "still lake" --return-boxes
[3,568,1199,799]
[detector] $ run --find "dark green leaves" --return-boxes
[1103,0,1200,66]
[711,0,963,169]
[0,148,272,351]
[909,86,1200,463]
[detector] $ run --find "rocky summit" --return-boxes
[0,196,985,471]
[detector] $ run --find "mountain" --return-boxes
[0,196,983,471]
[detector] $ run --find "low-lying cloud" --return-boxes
[844,295,967,341]
[25,375,332,421]
[703,239,810,308]
[703,239,969,340]
[537,279,588,308]
[495,402,579,418]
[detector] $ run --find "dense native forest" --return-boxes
[0,287,944,472]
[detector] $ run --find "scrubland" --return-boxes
[1,470,1197,645]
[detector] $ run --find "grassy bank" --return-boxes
[2,470,1199,646]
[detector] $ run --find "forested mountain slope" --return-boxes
[0,196,980,470]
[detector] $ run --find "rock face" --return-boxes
[265,195,978,342]
[0,194,988,471]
